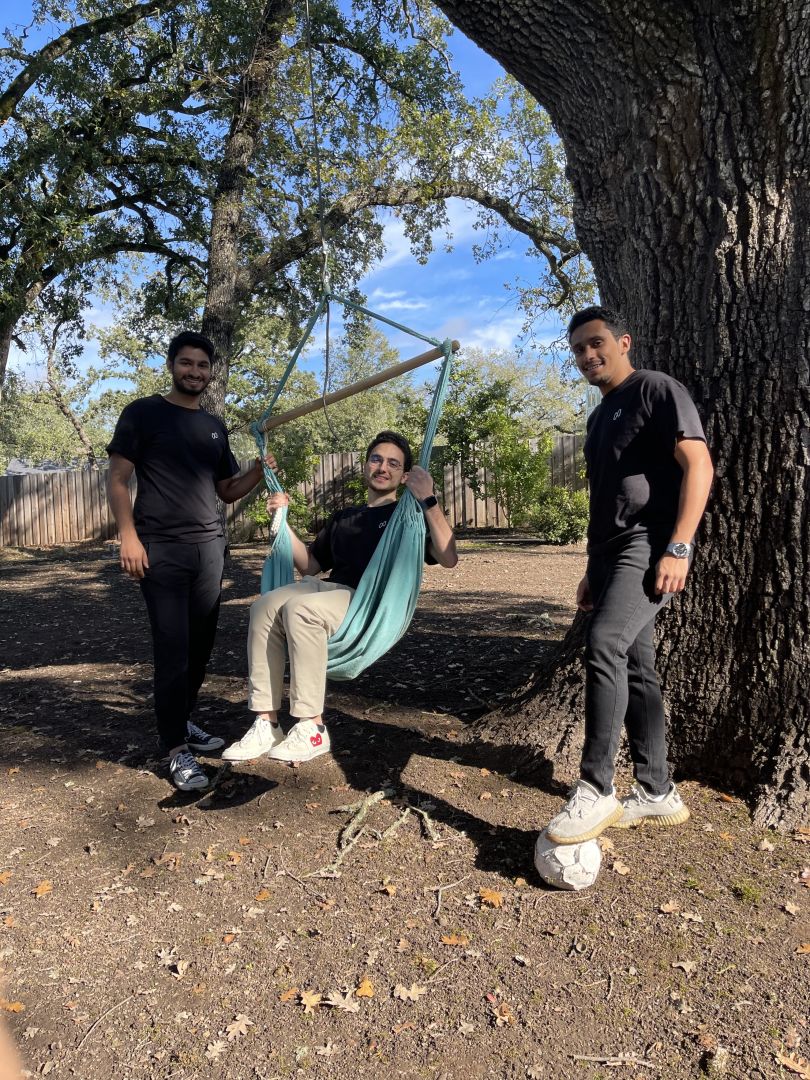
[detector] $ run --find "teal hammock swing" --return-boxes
[249,292,456,681]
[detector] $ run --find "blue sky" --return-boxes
[3,3,574,386]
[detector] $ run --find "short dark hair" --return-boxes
[365,430,413,472]
[567,305,630,340]
[167,330,216,364]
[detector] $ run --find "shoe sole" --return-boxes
[268,744,331,765]
[612,806,690,829]
[546,803,625,845]
[187,741,225,753]
[221,747,279,762]
[171,778,210,791]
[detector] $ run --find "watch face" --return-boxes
[670,542,689,557]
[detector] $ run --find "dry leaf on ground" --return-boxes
[775,1051,810,1078]
[0,872,12,886]
[323,991,360,1013]
[254,888,271,902]
[279,987,299,1003]
[33,880,52,898]
[225,1014,253,1040]
[672,960,697,976]
[659,901,680,913]
[796,943,810,955]
[613,860,631,876]
[355,978,374,998]
[0,1001,24,1013]
[300,990,322,1013]
[479,888,503,908]
[393,983,427,1002]
[441,933,470,947]
[205,1040,227,1061]
[490,1001,516,1027]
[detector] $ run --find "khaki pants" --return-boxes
[247,577,354,718]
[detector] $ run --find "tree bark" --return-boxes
[200,0,294,416]
[434,0,810,830]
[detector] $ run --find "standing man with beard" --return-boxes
[222,431,458,765]
[107,331,271,792]
[545,306,714,845]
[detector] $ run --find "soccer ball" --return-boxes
[533,829,602,891]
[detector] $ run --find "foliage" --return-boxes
[527,486,589,544]
[436,351,584,528]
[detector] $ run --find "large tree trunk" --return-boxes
[200,0,293,416]
[434,0,809,830]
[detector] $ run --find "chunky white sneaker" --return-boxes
[613,782,690,829]
[186,721,225,753]
[169,751,209,792]
[545,780,624,845]
[221,717,286,762]
[267,719,330,763]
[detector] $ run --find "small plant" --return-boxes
[528,486,589,544]
[731,879,762,904]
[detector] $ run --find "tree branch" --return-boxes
[0,0,183,124]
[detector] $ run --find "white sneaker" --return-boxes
[545,780,624,845]
[221,717,286,762]
[613,782,690,829]
[267,719,330,763]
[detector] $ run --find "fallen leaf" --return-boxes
[718,793,735,803]
[379,884,397,897]
[479,768,491,777]
[775,1050,810,1078]
[279,987,299,1003]
[0,1001,24,1013]
[490,1001,516,1027]
[718,831,735,842]
[315,1040,340,1057]
[393,983,427,1002]
[254,888,271,902]
[238,837,253,846]
[757,838,775,852]
[457,1020,475,1036]
[170,960,190,979]
[396,938,411,952]
[323,991,360,1013]
[33,880,53,898]
[300,990,322,1014]
[479,887,503,908]
[597,836,616,853]
[227,852,242,865]
[612,860,631,876]
[479,792,492,801]
[205,1040,227,1061]
[659,900,680,914]
[355,978,374,998]
[440,933,470,947]
[225,1014,253,1040]
[784,901,799,916]
[0,872,12,885]
[135,816,155,830]
[392,1022,416,1034]
[672,959,697,976]
[222,933,237,945]
[796,943,810,955]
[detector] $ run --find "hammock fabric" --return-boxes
[250,294,454,681]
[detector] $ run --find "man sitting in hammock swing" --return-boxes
[223,431,458,764]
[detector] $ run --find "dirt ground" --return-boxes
[0,540,808,1080]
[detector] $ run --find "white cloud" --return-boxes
[369,288,406,301]
[376,299,429,313]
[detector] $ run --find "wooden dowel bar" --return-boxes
[259,340,459,434]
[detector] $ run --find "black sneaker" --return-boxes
[169,751,209,791]
[186,721,225,753]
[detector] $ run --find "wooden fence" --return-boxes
[0,435,584,548]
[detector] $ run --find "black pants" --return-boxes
[581,530,674,798]
[139,538,226,750]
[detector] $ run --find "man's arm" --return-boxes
[655,437,714,594]
[404,466,458,568]
[107,453,149,579]
[216,456,272,504]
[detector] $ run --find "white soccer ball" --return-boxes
[533,829,602,891]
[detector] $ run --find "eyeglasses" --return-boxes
[367,454,404,471]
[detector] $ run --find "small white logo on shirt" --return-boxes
[612,409,622,421]
[379,521,387,529]
[211,432,219,439]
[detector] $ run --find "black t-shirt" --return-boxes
[106,395,240,543]
[584,370,706,547]
[309,502,438,589]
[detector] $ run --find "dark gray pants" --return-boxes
[139,537,226,750]
[581,530,673,797]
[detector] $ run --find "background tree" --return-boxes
[433,0,809,830]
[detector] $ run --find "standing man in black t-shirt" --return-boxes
[106,331,271,792]
[545,306,714,845]
[222,431,458,765]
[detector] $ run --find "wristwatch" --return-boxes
[419,494,439,510]
[665,541,692,558]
